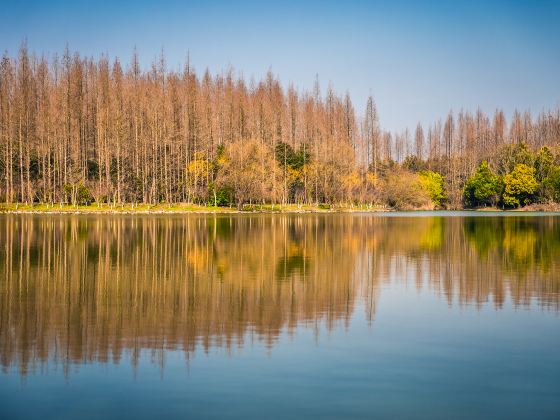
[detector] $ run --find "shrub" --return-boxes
[378,169,432,210]
[402,155,426,172]
[463,161,501,207]
[542,166,560,202]
[534,146,554,182]
[502,164,539,207]
[419,171,446,207]
[208,183,233,207]
[76,183,94,205]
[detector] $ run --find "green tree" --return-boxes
[463,161,501,207]
[542,166,560,202]
[497,142,534,175]
[402,155,426,172]
[534,146,554,182]
[208,183,233,207]
[419,170,446,207]
[76,183,94,206]
[275,141,311,203]
[275,142,309,170]
[502,164,539,207]
[534,147,556,202]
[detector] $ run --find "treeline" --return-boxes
[1,43,560,208]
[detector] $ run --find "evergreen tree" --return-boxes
[502,164,539,207]
[463,162,502,207]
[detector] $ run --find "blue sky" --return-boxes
[1,0,559,131]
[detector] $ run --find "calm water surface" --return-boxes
[1,212,559,419]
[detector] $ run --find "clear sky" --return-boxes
[1,0,559,131]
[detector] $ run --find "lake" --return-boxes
[0,212,559,419]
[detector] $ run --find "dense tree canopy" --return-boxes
[419,170,446,207]
[463,161,502,207]
[503,164,539,207]
[543,167,560,202]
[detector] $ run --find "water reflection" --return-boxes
[1,214,559,376]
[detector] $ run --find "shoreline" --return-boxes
[0,203,387,215]
[1,203,559,215]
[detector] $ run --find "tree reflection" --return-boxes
[0,214,558,376]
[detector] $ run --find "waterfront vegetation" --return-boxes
[0,201,382,213]
[1,45,560,211]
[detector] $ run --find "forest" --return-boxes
[1,43,560,210]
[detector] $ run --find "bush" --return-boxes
[378,170,432,210]
[402,155,426,172]
[543,166,560,202]
[76,183,93,205]
[62,183,93,205]
[534,146,554,182]
[419,171,446,207]
[463,161,501,207]
[497,142,534,174]
[63,184,73,203]
[209,183,233,207]
[502,164,539,207]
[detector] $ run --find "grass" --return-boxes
[0,202,389,214]
[4,202,555,214]
[1,202,235,213]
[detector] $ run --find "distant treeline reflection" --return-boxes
[1,214,559,375]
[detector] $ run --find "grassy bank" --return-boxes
[0,202,392,214]
[1,202,558,214]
